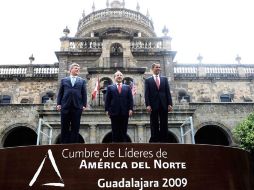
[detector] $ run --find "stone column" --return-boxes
[89,124,97,143]
[137,124,145,143]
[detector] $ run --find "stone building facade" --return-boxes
[0,0,254,147]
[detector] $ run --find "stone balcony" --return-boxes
[60,37,171,52]
[174,64,254,80]
[0,64,59,79]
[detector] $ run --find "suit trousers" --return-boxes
[149,108,168,143]
[61,108,82,144]
[110,115,129,143]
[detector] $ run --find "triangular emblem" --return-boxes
[29,149,64,187]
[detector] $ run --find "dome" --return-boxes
[76,5,155,38]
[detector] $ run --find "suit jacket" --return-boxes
[57,76,87,110]
[105,84,133,116]
[145,76,172,111]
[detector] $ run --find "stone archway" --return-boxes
[3,126,37,147]
[102,132,132,143]
[148,131,179,143]
[166,131,179,143]
[195,124,231,146]
[55,134,85,144]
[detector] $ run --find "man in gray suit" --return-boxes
[145,63,173,143]
[57,63,87,144]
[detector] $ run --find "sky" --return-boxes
[0,0,253,65]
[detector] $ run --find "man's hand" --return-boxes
[146,106,152,113]
[56,105,61,111]
[168,105,173,112]
[83,106,87,111]
[129,110,133,117]
[106,111,109,117]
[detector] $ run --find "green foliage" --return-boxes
[233,113,254,153]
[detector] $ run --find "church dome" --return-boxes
[76,1,155,38]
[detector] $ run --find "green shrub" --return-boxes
[233,113,254,153]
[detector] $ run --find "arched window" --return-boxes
[0,95,11,104]
[178,90,190,103]
[92,77,113,106]
[123,77,133,85]
[110,43,123,68]
[41,92,55,104]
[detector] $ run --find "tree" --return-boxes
[233,113,254,154]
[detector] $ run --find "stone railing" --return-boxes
[0,67,27,77]
[77,8,153,34]
[244,67,254,78]
[33,67,59,77]
[174,66,197,78]
[131,37,165,50]
[174,64,254,79]
[205,66,238,78]
[0,65,59,79]
[60,37,102,52]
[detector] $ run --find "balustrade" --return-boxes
[61,37,102,51]
[131,38,163,50]
[173,65,245,79]
[0,66,58,78]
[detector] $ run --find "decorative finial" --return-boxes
[136,2,140,12]
[146,9,150,18]
[63,26,70,37]
[197,54,203,64]
[122,0,125,8]
[82,10,86,18]
[92,2,95,12]
[110,0,123,8]
[106,0,109,8]
[235,54,241,64]
[162,25,169,36]
[29,54,35,64]
[150,17,153,23]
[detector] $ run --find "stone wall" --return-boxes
[190,103,254,130]
[0,80,58,104]
[174,80,254,103]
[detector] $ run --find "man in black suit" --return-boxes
[105,71,133,142]
[57,63,87,144]
[145,63,173,143]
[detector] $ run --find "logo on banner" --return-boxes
[29,149,65,187]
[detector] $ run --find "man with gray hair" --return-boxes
[57,63,87,144]
[105,70,133,142]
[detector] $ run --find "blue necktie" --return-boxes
[71,77,76,86]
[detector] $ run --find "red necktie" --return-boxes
[155,76,160,89]
[117,84,122,93]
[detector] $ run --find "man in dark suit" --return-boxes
[57,63,87,144]
[105,71,133,142]
[145,63,173,143]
